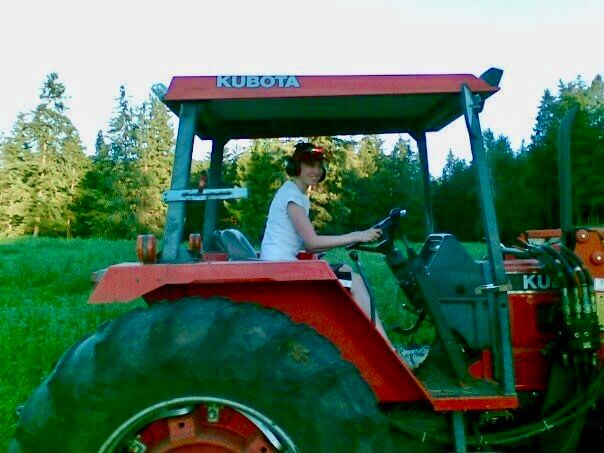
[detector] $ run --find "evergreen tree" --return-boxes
[433,151,480,240]
[0,115,34,236]
[0,73,88,237]
[522,89,563,228]
[88,86,141,238]
[74,131,112,237]
[482,129,525,241]
[76,86,143,239]
[559,76,604,225]
[225,139,286,243]
[108,86,139,162]
[386,137,425,239]
[95,130,110,159]
[346,136,383,230]
[520,75,604,229]
[305,136,358,234]
[531,89,557,148]
[132,95,174,234]
[357,135,382,176]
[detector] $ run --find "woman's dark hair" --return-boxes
[292,142,324,162]
[285,142,327,181]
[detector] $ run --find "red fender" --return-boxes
[90,259,517,410]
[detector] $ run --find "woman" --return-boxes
[260,142,384,332]
[260,142,431,368]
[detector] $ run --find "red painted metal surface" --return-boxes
[431,395,518,412]
[139,404,276,452]
[574,228,604,278]
[519,228,562,240]
[468,350,494,381]
[506,242,604,360]
[519,228,604,278]
[89,261,335,304]
[91,260,426,404]
[164,74,498,102]
[504,259,557,392]
[90,260,518,410]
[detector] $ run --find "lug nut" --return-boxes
[575,229,589,243]
[590,251,603,265]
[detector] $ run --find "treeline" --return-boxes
[432,75,603,242]
[0,74,174,239]
[0,73,602,245]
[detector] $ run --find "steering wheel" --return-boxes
[346,208,406,254]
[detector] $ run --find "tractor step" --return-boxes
[415,352,517,411]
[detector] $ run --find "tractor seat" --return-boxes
[213,229,259,261]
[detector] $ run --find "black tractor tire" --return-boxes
[10,297,392,452]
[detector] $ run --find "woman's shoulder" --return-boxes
[275,180,299,198]
[280,180,296,191]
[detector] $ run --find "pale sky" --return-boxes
[1,0,601,176]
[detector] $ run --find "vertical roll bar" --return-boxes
[202,137,227,251]
[461,84,515,395]
[414,132,434,236]
[558,105,579,246]
[161,103,198,262]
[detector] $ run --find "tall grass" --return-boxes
[0,237,142,447]
[0,237,485,448]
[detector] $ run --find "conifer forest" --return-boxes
[1,73,602,244]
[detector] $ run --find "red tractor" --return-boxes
[11,70,603,452]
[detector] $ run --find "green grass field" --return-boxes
[0,237,485,448]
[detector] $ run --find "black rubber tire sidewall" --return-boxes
[11,297,390,452]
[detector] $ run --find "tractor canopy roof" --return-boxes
[163,68,501,141]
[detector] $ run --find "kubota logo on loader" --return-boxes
[217,75,301,89]
[507,273,556,291]
[522,274,553,290]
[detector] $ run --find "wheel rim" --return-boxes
[99,396,299,453]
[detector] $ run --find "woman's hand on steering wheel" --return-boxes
[352,228,382,243]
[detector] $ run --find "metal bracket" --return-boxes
[475,282,512,295]
[126,437,147,453]
[206,403,221,423]
[461,84,485,137]
[162,187,248,203]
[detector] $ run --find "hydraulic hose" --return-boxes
[524,243,571,323]
[473,367,602,445]
[540,244,581,320]
[388,368,603,447]
[390,242,601,446]
[542,244,583,319]
[560,243,597,315]
[502,244,568,321]
[384,244,603,447]
[500,246,532,259]
[508,243,597,369]
[540,244,599,369]
[558,243,601,368]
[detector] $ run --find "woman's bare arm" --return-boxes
[287,202,380,251]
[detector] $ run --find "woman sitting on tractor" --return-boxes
[260,142,385,332]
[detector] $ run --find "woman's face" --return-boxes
[298,161,323,187]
